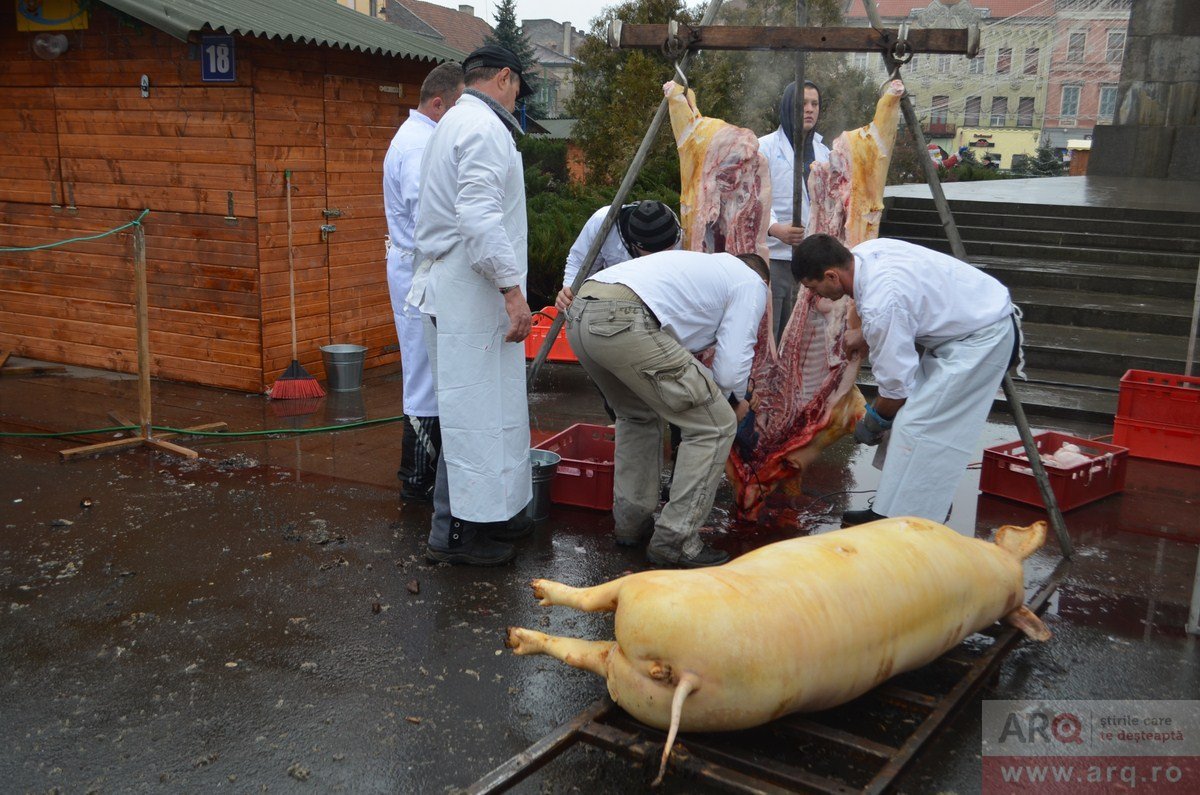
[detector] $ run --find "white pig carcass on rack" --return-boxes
[508,517,1052,784]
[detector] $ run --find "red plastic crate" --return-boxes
[1113,416,1200,467]
[1116,369,1200,429]
[524,306,578,363]
[979,431,1128,511]
[534,423,615,511]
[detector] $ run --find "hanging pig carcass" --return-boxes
[507,518,1052,784]
[725,80,907,518]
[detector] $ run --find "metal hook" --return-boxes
[889,21,914,64]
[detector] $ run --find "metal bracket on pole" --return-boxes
[859,0,1072,557]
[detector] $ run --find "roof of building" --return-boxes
[842,0,1050,20]
[396,0,493,56]
[532,118,576,139]
[531,41,577,68]
[101,0,462,62]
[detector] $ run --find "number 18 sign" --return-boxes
[201,35,236,82]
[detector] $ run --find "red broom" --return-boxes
[269,169,325,400]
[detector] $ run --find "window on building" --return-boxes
[1067,32,1086,63]
[931,95,949,125]
[990,96,1008,126]
[1107,30,1125,62]
[1011,154,1029,171]
[853,52,870,71]
[969,50,985,75]
[964,96,982,126]
[1017,97,1035,127]
[938,54,951,73]
[1061,85,1081,119]
[997,47,1012,74]
[1024,47,1039,75]
[1099,85,1118,119]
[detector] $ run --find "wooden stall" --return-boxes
[0,1,460,392]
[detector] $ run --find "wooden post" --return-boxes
[60,215,226,460]
[791,1,807,269]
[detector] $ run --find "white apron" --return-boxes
[871,315,1014,521]
[387,247,437,417]
[430,152,531,523]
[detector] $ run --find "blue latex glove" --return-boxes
[853,403,893,446]
[734,407,759,458]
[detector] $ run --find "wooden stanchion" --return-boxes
[60,222,226,460]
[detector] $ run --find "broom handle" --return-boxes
[286,170,298,362]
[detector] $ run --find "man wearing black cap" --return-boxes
[409,43,536,566]
[554,201,681,313]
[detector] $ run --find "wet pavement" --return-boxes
[1,358,1198,793]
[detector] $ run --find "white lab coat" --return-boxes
[590,251,767,400]
[410,93,531,523]
[758,128,830,261]
[852,239,1016,521]
[383,109,437,417]
[562,205,635,289]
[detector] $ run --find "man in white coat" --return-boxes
[553,200,681,312]
[410,44,534,566]
[758,81,830,342]
[793,235,1019,527]
[383,62,463,503]
[565,250,769,568]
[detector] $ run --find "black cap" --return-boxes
[618,201,681,253]
[463,43,534,99]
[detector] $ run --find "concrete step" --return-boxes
[881,220,1200,256]
[882,206,1200,243]
[1020,321,1189,377]
[977,257,1196,298]
[887,194,1200,227]
[856,366,1118,423]
[1010,285,1195,336]
[902,235,1198,269]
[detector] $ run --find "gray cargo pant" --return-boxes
[565,282,736,562]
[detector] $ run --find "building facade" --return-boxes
[843,0,1129,169]
[522,18,586,119]
[1043,0,1131,152]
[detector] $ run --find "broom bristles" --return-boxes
[270,359,326,399]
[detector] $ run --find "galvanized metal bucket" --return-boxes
[320,344,367,392]
[525,449,561,523]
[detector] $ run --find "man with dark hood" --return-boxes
[758,81,830,341]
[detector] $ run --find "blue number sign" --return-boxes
[201,35,236,82]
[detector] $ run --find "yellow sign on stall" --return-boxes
[16,0,89,31]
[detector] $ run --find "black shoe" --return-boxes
[841,508,887,527]
[400,483,434,503]
[488,513,535,542]
[646,543,730,569]
[426,520,516,566]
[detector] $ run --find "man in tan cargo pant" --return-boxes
[565,250,769,569]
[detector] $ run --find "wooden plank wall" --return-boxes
[1,4,440,392]
[253,44,425,383]
[322,59,419,373]
[0,5,262,391]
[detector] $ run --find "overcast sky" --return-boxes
[429,1,617,31]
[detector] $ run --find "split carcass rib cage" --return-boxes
[467,560,1065,794]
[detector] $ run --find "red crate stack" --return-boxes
[979,431,1128,511]
[1112,369,1200,467]
[534,423,615,510]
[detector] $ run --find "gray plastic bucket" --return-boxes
[320,344,367,392]
[525,449,560,523]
